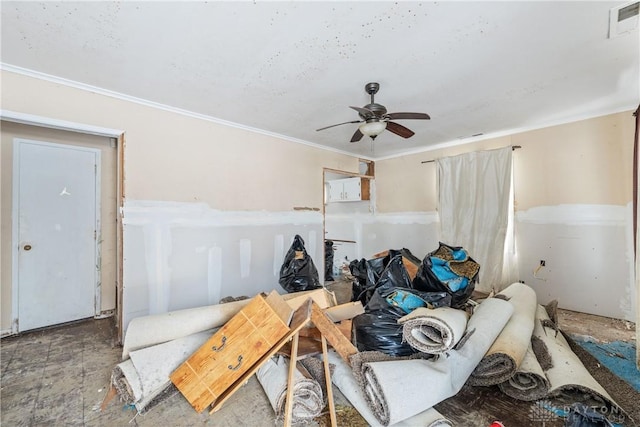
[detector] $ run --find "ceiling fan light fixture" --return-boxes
[359,120,387,138]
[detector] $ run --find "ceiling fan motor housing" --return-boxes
[361,103,387,119]
[362,82,387,119]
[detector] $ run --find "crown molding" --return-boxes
[1,63,366,159]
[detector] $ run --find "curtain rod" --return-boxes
[421,145,521,164]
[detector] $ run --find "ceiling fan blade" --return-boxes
[386,121,415,139]
[350,129,364,142]
[349,106,375,118]
[385,112,431,120]
[316,120,362,131]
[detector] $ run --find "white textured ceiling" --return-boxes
[1,1,638,159]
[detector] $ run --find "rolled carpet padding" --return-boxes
[468,282,537,386]
[256,356,324,422]
[497,342,549,401]
[534,305,626,421]
[398,306,468,354]
[122,298,251,359]
[112,330,213,413]
[354,297,513,426]
[325,350,452,427]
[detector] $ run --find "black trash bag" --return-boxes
[324,240,335,282]
[349,258,369,304]
[352,290,416,357]
[412,242,479,309]
[399,247,422,266]
[279,235,321,293]
[351,253,405,305]
[564,403,614,427]
[373,254,413,295]
[351,249,419,305]
[365,254,391,290]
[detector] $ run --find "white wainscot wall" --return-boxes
[516,204,636,322]
[122,200,323,332]
[324,211,441,274]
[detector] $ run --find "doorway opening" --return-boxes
[1,119,122,337]
[322,160,374,283]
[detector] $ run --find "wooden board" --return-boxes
[310,304,358,363]
[209,298,313,413]
[277,336,322,359]
[324,302,364,322]
[283,288,337,310]
[298,320,352,342]
[265,290,294,326]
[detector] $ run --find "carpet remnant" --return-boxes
[566,335,640,425]
[497,343,550,401]
[531,306,628,425]
[468,283,537,386]
[256,356,324,423]
[573,340,640,393]
[544,299,559,325]
[431,245,481,279]
[315,405,368,427]
[531,335,553,371]
[399,306,469,355]
[299,356,335,405]
[352,298,514,426]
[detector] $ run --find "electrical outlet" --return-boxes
[540,260,546,267]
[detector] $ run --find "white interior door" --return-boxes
[13,138,100,331]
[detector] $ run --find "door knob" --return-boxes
[23,244,32,251]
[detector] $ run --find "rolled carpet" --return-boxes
[534,305,627,423]
[497,342,549,401]
[256,356,324,422]
[398,306,468,355]
[112,329,213,413]
[355,297,513,426]
[468,282,537,386]
[122,298,251,359]
[326,350,452,427]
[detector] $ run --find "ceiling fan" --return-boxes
[316,82,431,142]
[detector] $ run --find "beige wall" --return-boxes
[0,69,360,333]
[376,112,633,212]
[1,70,359,210]
[374,111,636,321]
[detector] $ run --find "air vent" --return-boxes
[609,1,639,38]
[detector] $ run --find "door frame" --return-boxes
[2,110,124,338]
[12,138,102,331]
[322,161,375,277]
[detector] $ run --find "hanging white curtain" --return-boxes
[437,146,514,293]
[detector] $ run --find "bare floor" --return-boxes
[0,317,353,426]
[1,283,636,427]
